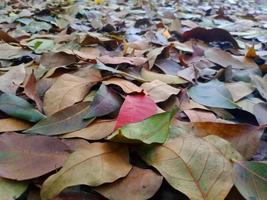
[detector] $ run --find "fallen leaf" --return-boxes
[44,74,93,116]
[254,102,267,125]
[233,161,267,200]
[141,68,187,84]
[0,132,69,180]
[23,71,43,111]
[0,177,28,200]
[95,167,163,200]
[139,133,242,200]
[183,109,218,122]
[0,93,45,123]
[204,48,252,69]
[41,142,132,200]
[181,27,239,48]
[25,102,93,136]
[108,109,176,144]
[53,191,106,200]
[188,80,239,109]
[84,84,122,119]
[0,43,30,60]
[103,77,143,94]
[62,119,116,140]
[147,47,166,69]
[251,75,267,101]
[141,80,180,103]
[225,81,255,102]
[192,122,263,159]
[0,64,26,94]
[40,52,78,68]
[115,93,157,129]
[98,55,147,66]
[0,118,31,132]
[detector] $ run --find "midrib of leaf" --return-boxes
[235,162,267,183]
[160,145,206,199]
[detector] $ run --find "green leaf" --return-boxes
[107,109,177,144]
[84,84,122,119]
[0,93,45,122]
[25,102,93,135]
[188,80,239,109]
[40,142,132,200]
[0,177,28,200]
[138,133,242,200]
[27,39,54,54]
[233,161,267,200]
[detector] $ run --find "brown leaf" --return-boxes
[103,77,143,94]
[62,119,116,140]
[0,64,26,94]
[23,71,43,111]
[141,80,180,102]
[98,55,147,66]
[40,52,78,68]
[0,132,70,180]
[204,48,255,69]
[95,167,163,200]
[192,122,263,159]
[0,118,31,132]
[43,74,93,116]
[181,27,239,49]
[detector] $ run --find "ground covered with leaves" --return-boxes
[0,0,267,199]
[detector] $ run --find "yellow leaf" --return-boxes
[246,46,257,58]
[95,0,105,4]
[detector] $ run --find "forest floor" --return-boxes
[0,0,267,200]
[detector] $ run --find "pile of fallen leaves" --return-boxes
[0,0,266,199]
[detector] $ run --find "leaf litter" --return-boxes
[0,0,267,199]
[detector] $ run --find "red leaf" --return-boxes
[115,94,157,129]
